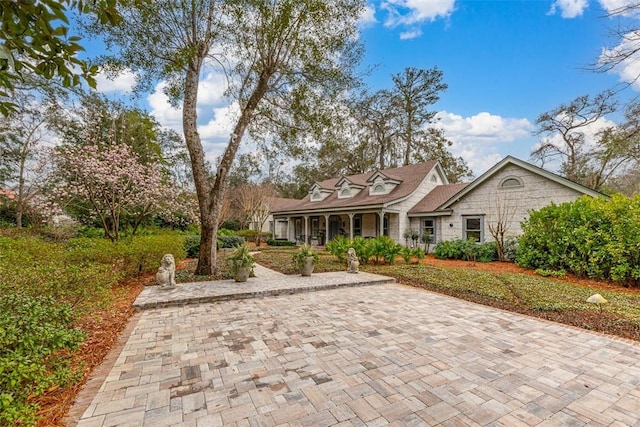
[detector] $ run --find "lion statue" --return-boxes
[347,247,359,274]
[156,254,176,288]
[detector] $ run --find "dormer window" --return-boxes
[309,183,333,201]
[367,170,402,196]
[335,177,364,199]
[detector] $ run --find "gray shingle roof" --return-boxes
[408,183,469,214]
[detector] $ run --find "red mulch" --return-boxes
[34,277,146,426]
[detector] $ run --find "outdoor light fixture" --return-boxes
[449,223,453,227]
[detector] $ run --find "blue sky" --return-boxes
[92,0,640,176]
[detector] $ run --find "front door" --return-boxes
[328,215,341,241]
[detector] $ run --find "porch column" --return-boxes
[378,211,385,237]
[348,213,354,240]
[304,215,309,244]
[324,214,330,244]
[286,216,291,241]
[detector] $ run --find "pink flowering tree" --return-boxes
[55,143,172,241]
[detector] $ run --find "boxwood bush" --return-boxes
[266,239,295,247]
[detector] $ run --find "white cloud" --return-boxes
[533,115,617,154]
[548,0,588,18]
[382,0,456,26]
[197,72,229,106]
[599,35,640,89]
[380,0,455,39]
[434,111,535,175]
[199,103,240,140]
[400,28,423,40]
[436,111,534,143]
[147,81,183,131]
[598,0,639,15]
[95,69,137,94]
[359,4,378,26]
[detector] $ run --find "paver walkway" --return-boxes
[67,267,640,426]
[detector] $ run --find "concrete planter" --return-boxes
[300,256,315,276]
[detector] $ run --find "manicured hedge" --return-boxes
[433,238,497,262]
[516,194,640,285]
[266,239,295,246]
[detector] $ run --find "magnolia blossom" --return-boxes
[55,143,175,240]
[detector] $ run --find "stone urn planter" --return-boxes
[234,266,251,282]
[300,256,315,276]
[293,244,318,277]
[228,244,255,283]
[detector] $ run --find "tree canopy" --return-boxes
[0,0,122,115]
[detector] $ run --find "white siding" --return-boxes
[387,168,445,244]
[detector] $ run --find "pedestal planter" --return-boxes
[293,244,318,277]
[301,256,315,276]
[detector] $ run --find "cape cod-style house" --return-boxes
[269,156,604,246]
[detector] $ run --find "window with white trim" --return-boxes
[463,216,483,242]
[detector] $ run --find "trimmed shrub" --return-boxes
[517,194,640,285]
[433,239,465,260]
[433,239,496,262]
[266,239,295,247]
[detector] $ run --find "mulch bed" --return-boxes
[34,278,146,426]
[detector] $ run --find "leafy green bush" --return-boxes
[184,234,201,257]
[433,239,465,260]
[400,246,412,263]
[350,236,373,264]
[433,239,495,262]
[370,236,401,264]
[502,236,519,262]
[0,295,85,426]
[411,247,426,262]
[517,194,640,285]
[266,239,295,246]
[218,235,245,249]
[326,235,350,262]
[477,242,497,262]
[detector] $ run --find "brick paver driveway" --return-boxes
[71,284,640,426]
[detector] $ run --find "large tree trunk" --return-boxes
[182,57,216,275]
[205,73,272,272]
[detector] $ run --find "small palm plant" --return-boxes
[227,244,255,282]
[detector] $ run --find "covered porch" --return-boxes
[272,209,399,245]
